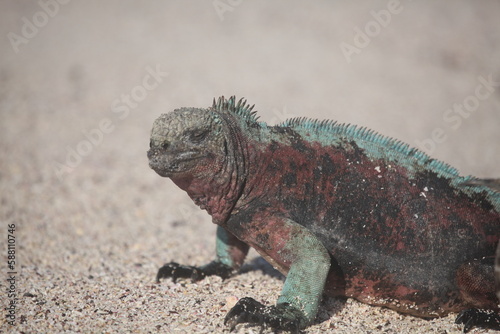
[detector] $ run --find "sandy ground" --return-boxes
[1,1,500,333]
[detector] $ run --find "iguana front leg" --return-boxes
[224,217,331,331]
[157,226,249,282]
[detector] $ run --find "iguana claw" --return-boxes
[224,297,305,333]
[156,261,234,283]
[156,262,201,283]
[455,308,500,333]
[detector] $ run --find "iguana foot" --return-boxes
[455,308,500,333]
[156,261,234,283]
[224,297,306,333]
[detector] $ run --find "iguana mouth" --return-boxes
[148,150,206,177]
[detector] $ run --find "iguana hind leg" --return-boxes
[455,257,500,332]
[496,241,500,302]
[455,309,500,333]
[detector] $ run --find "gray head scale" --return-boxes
[147,107,226,179]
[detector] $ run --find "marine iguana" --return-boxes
[147,96,500,332]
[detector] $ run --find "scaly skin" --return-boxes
[148,96,500,332]
[462,178,500,302]
[454,179,500,332]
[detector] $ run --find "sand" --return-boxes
[1,1,499,333]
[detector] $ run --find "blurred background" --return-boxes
[1,1,499,333]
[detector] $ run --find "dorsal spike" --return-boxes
[211,96,262,125]
[216,96,224,109]
[236,97,246,110]
[277,116,465,180]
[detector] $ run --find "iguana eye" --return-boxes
[189,129,209,143]
[161,141,169,149]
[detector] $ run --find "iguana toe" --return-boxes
[224,297,305,333]
[156,261,234,283]
[156,262,204,283]
[455,308,500,333]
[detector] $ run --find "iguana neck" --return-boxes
[170,170,235,224]
[232,127,281,213]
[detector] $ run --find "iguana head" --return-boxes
[148,97,259,179]
[147,96,259,221]
[148,107,226,178]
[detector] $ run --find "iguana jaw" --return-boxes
[148,148,207,177]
